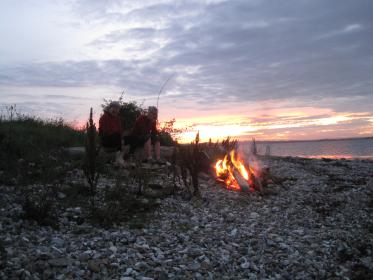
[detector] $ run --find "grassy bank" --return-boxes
[0,112,85,184]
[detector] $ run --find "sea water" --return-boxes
[241,137,373,159]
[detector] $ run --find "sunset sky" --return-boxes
[1,0,373,142]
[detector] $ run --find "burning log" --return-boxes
[213,149,270,194]
[232,169,252,192]
[215,150,254,192]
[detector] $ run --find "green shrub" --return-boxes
[0,106,85,184]
[20,187,59,229]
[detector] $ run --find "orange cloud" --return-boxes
[172,107,373,143]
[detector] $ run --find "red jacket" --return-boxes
[131,115,157,136]
[99,111,122,135]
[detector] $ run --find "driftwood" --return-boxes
[232,169,251,192]
[215,163,272,194]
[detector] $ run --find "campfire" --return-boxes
[214,150,264,193]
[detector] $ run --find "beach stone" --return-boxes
[135,261,150,271]
[37,252,52,260]
[188,261,201,271]
[88,260,100,273]
[109,246,118,254]
[230,228,238,236]
[57,192,66,199]
[123,267,134,275]
[250,212,259,219]
[51,237,64,247]
[43,269,53,279]
[240,261,250,269]
[1,156,372,279]
[223,213,235,223]
[48,258,69,267]
[79,252,91,261]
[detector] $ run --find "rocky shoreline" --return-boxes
[1,156,372,279]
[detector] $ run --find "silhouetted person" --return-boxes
[99,101,124,165]
[125,106,162,163]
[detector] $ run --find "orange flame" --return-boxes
[214,150,252,191]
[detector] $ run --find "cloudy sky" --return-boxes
[1,0,372,142]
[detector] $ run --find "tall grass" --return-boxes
[0,106,85,183]
[83,108,100,210]
[1,111,84,151]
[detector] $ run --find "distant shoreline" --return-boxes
[240,136,373,144]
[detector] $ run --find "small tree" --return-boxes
[102,97,143,133]
[83,108,100,210]
[118,102,144,132]
[158,118,184,146]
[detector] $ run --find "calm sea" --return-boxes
[241,137,373,159]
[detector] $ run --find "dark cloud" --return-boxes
[0,60,169,96]
[1,0,373,113]
[42,94,86,100]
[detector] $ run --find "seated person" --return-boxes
[124,106,161,163]
[99,101,124,164]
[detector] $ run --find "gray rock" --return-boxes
[225,213,235,222]
[37,252,51,261]
[88,260,100,273]
[79,252,91,261]
[43,269,53,279]
[188,248,203,257]
[1,156,372,279]
[57,192,66,199]
[240,261,250,269]
[48,258,69,267]
[111,262,120,268]
[109,246,118,254]
[230,228,238,236]
[250,212,259,219]
[51,237,64,247]
[188,261,201,271]
[51,246,63,254]
[22,236,29,242]
[123,267,133,276]
[135,261,150,271]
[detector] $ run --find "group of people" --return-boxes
[99,101,162,165]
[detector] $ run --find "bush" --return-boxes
[0,107,85,184]
[20,187,59,229]
[102,98,144,133]
[178,132,202,197]
[119,102,144,132]
[90,177,158,228]
[159,118,183,146]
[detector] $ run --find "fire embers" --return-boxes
[214,150,263,192]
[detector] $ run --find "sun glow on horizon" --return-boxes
[174,110,373,143]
